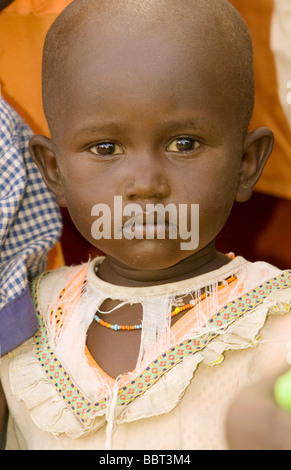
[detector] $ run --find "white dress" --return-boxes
[1,256,291,450]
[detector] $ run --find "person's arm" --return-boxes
[226,370,291,450]
[0,380,8,450]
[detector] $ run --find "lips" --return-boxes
[122,209,177,239]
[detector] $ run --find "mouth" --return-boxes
[122,210,177,240]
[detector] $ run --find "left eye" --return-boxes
[89,142,124,156]
[166,137,200,153]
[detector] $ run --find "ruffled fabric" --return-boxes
[8,267,291,439]
[9,340,107,439]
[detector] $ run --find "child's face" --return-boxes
[32,17,272,275]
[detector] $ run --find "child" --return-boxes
[1,0,291,450]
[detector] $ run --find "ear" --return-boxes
[235,127,274,203]
[29,135,67,207]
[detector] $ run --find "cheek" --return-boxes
[61,185,117,249]
[58,160,103,214]
[65,197,94,241]
[187,158,240,239]
[59,175,99,240]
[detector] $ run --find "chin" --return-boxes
[117,243,191,271]
[90,236,193,270]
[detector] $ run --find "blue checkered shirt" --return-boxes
[0,98,62,355]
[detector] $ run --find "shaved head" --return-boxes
[42,0,254,138]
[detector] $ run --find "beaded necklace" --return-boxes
[94,274,237,331]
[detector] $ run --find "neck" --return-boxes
[97,243,232,287]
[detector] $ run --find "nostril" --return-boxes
[124,187,170,201]
[124,176,171,201]
[126,193,138,201]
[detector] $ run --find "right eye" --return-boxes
[166,137,201,153]
[89,142,124,156]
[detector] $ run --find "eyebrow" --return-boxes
[75,122,129,136]
[159,118,210,131]
[74,117,211,139]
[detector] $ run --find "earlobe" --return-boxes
[235,127,274,203]
[29,135,67,207]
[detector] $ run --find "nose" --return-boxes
[123,153,171,201]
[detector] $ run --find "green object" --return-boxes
[274,369,291,412]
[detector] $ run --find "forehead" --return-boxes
[70,30,212,94]
[44,2,253,138]
[57,21,238,127]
